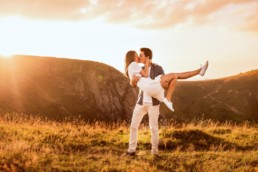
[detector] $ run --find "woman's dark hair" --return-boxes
[140,47,152,59]
[124,50,137,77]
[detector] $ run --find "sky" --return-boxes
[0,0,258,80]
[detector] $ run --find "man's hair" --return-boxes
[140,47,152,59]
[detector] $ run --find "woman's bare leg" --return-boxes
[160,74,177,112]
[160,73,177,100]
[158,62,208,112]
[160,67,200,84]
[176,68,201,79]
[160,68,200,101]
[165,74,177,100]
[160,73,177,89]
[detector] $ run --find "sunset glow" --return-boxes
[0,51,14,58]
[0,0,257,79]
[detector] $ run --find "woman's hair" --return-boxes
[124,50,137,77]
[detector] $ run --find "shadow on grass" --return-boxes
[159,129,254,151]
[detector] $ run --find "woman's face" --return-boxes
[134,53,139,63]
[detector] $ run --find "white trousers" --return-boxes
[128,103,160,154]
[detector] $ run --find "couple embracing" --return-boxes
[124,47,209,156]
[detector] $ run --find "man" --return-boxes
[126,47,165,156]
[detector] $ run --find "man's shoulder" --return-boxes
[152,63,163,68]
[151,63,165,75]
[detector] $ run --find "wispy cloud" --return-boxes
[0,0,257,31]
[0,0,92,20]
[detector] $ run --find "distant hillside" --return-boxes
[0,55,257,122]
[0,55,137,122]
[161,69,258,122]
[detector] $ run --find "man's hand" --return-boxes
[160,79,169,89]
[131,75,141,87]
[145,58,152,68]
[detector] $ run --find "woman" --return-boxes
[125,50,208,112]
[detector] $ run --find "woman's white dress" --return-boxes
[128,62,164,101]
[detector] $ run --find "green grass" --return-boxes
[0,113,257,172]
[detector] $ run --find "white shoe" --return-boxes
[199,60,209,76]
[163,98,174,112]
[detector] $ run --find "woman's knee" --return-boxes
[172,73,178,79]
[166,73,177,81]
[168,73,177,84]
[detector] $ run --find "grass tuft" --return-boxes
[0,113,257,171]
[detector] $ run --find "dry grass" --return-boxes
[0,113,257,172]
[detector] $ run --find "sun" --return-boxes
[0,50,14,58]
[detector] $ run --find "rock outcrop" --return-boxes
[0,55,138,122]
[1,55,257,123]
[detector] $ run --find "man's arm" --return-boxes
[130,76,141,87]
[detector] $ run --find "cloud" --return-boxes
[0,0,257,31]
[241,15,258,32]
[0,0,92,20]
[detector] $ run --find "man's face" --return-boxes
[139,51,147,64]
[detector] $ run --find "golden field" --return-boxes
[0,113,257,172]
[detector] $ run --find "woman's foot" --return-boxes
[163,98,174,112]
[199,60,209,76]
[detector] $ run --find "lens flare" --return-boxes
[0,50,14,58]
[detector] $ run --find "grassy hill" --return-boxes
[161,69,258,123]
[0,55,137,122]
[0,55,257,123]
[0,114,257,171]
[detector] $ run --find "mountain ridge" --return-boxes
[0,55,138,122]
[0,55,257,122]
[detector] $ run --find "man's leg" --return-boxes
[128,104,146,153]
[148,104,160,155]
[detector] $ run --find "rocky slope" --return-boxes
[0,55,257,122]
[0,55,137,122]
[161,70,258,122]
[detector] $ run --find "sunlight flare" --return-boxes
[0,50,14,58]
